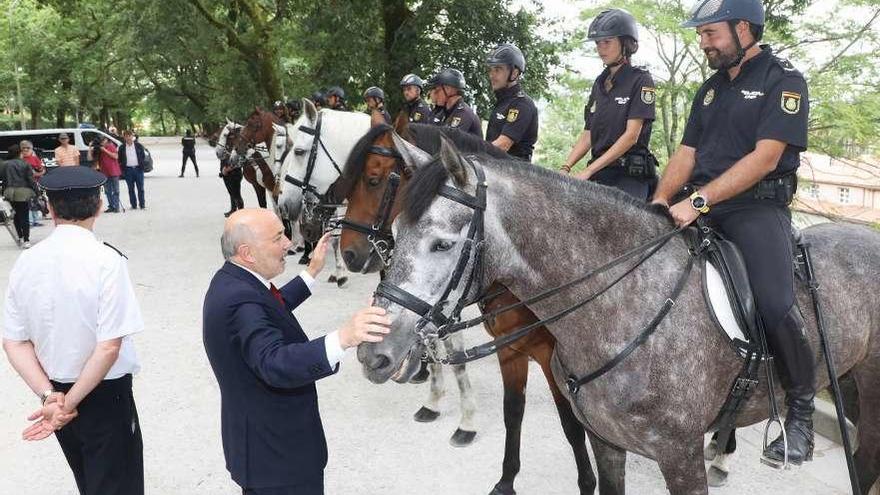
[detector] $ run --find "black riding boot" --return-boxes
[762,308,816,467]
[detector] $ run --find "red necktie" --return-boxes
[270,283,285,307]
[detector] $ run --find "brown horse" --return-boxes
[334,111,617,495]
[232,107,287,209]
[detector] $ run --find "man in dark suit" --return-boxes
[203,208,390,495]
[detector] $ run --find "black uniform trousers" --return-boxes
[242,477,323,495]
[51,374,144,495]
[223,168,245,210]
[11,200,30,241]
[705,198,815,394]
[591,166,654,202]
[181,150,199,175]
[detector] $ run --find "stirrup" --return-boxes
[760,416,789,470]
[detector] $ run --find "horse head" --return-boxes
[276,100,372,226]
[337,116,432,273]
[359,136,483,384]
[214,121,242,161]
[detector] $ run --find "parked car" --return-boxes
[0,127,121,166]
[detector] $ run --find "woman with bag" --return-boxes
[3,144,37,248]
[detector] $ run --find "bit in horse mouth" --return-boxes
[389,348,416,382]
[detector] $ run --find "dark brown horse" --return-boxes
[335,112,616,495]
[231,108,287,209]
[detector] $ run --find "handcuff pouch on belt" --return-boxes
[620,149,658,179]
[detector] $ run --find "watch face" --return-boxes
[693,197,706,209]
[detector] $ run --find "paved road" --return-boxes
[0,138,861,494]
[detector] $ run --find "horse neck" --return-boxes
[313,112,371,192]
[480,162,676,289]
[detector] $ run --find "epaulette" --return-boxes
[633,65,650,73]
[103,242,128,259]
[773,56,798,72]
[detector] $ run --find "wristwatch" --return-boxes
[690,191,710,214]
[38,388,55,405]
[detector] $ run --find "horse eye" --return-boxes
[294,148,306,156]
[431,240,455,252]
[367,176,381,187]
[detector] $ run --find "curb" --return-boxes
[813,398,858,449]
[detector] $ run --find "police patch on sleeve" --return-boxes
[506,108,519,123]
[781,91,802,115]
[451,116,462,127]
[414,113,422,121]
[640,87,656,105]
[703,88,715,106]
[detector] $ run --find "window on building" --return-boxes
[807,183,820,199]
[839,187,851,204]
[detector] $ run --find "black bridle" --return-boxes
[373,155,488,357]
[335,134,409,267]
[284,111,344,196]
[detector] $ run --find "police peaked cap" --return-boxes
[486,43,526,74]
[587,9,639,42]
[41,166,106,196]
[426,69,467,91]
[362,86,386,101]
[399,73,425,89]
[682,0,765,28]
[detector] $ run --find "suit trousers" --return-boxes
[242,477,324,495]
[51,374,144,495]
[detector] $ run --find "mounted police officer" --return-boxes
[325,86,348,111]
[363,86,392,124]
[562,8,659,201]
[426,68,483,138]
[271,100,288,123]
[286,99,302,122]
[652,0,814,467]
[400,73,432,123]
[485,43,539,162]
[309,91,326,111]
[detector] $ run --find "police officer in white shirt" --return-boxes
[2,166,144,495]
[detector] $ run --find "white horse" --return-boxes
[279,100,479,445]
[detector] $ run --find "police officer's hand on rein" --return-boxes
[668,199,701,227]
[306,232,332,279]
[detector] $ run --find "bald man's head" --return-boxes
[221,209,292,279]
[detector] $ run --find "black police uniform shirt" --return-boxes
[431,105,447,126]
[682,46,809,186]
[405,99,433,123]
[444,99,483,138]
[486,83,539,161]
[584,63,656,159]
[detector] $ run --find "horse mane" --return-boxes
[403,156,674,225]
[337,122,509,199]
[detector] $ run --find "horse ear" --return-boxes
[225,117,232,125]
[302,98,317,123]
[393,111,410,136]
[391,131,432,170]
[370,108,385,128]
[439,134,468,187]
[254,105,262,113]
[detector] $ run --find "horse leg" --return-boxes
[656,440,709,495]
[853,368,880,494]
[706,429,736,487]
[489,346,529,495]
[414,363,444,423]
[253,184,267,209]
[448,333,477,447]
[587,433,626,495]
[532,338,598,494]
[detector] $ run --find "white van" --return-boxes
[0,127,121,165]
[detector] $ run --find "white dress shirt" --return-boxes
[3,225,143,382]
[231,263,346,368]
[124,143,139,167]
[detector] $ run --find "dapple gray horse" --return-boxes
[359,136,880,495]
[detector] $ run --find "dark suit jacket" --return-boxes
[202,262,337,489]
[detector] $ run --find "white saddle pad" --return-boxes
[705,262,748,343]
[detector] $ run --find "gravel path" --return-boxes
[0,138,858,494]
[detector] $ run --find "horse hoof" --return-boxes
[704,439,718,461]
[449,428,477,447]
[413,407,440,423]
[336,276,348,288]
[328,275,337,283]
[707,465,728,487]
[489,482,515,495]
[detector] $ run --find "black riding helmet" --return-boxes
[326,86,346,101]
[272,100,285,111]
[587,9,640,64]
[363,86,385,101]
[486,43,526,80]
[426,68,467,92]
[310,91,326,106]
[399,73,425,89]
[682,0,765,69]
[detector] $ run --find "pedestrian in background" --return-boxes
[180,130,199,178]
[54,133,80,167]
[3,144,36,248]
